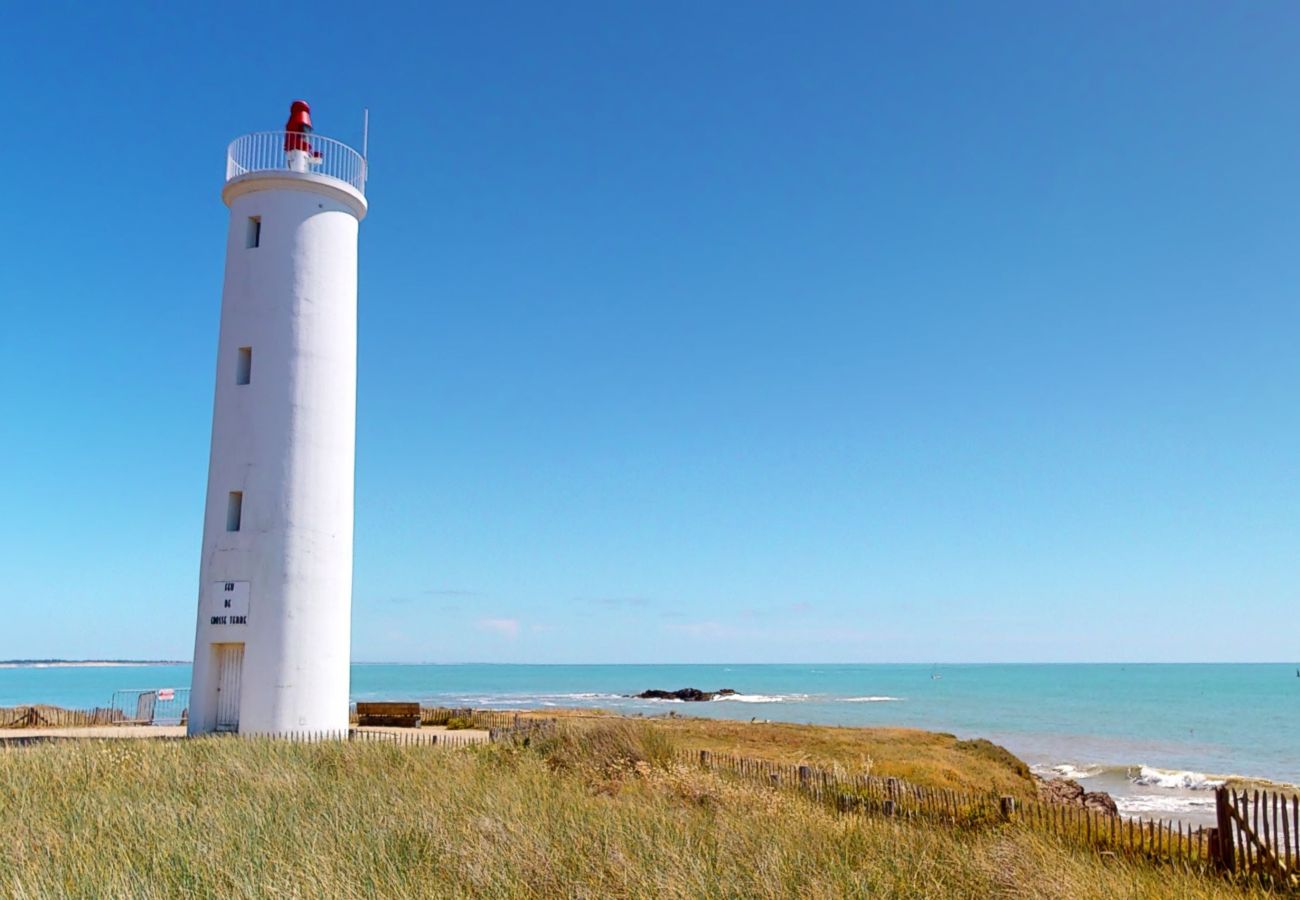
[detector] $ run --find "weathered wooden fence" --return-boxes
[0,706,126,728]
[238,728,487,748]
[685,749,1247,878]
[238,716,556,748]
[418,707,528,731]
[1215,785,1298,881]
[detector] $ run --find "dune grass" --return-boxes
[613,716,1039,797]
[0,722,1269,898]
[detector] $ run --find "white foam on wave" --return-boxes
[1033,763,1104,780]
[449,692,624,705]
[1130,766,1225,791]
[1115,794,1218,816]
[713,693,808,703]
[838,696,903,703]
[1060,764,1103,780]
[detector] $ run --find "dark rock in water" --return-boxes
[636,687,733,702]
[1037,777,1119,815]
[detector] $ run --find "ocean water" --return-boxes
[3,662,1295,824]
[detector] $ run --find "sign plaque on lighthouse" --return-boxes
[188,102,367,735]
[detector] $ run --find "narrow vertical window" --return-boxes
[226,492,243,532]
[236,347,252,385]
[246,217,261,248]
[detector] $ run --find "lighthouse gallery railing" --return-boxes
[225,131,366,194]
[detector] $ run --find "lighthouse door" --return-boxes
[214,643,244,732]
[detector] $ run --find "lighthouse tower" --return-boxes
[189,102,367,735]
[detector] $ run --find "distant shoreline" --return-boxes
[0,660,189,669]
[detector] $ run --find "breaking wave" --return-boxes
[1129,766,1225,791]
[1033,762,1227,792]
[1032,763,1104,780]
[713,693,809,703]
[838,696,903,703]
[445,692,627,707]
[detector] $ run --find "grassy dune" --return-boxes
[0,722,1266,898]
[641,717,1036,798]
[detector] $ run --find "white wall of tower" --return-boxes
[189,172,364,734]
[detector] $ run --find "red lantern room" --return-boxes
[284,100,319,156]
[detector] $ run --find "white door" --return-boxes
[215,644,244,732]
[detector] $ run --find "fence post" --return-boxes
[699,750,711,768]
[1213,787,1236,873]
[1206,828,1222,871]
[999,796,1015,820]
[798,765,811,786]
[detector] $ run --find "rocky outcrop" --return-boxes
[635,688,738,702]
[1037,777,1118,815]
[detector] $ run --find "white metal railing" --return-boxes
[225,131,366,194]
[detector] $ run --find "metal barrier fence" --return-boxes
[108,689,190,725]
[226,131,366,194]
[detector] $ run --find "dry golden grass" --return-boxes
[0,722,1269,899]
[584,715,1039,797]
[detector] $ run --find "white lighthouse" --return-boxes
[189,102,367,735]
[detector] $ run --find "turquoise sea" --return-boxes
[3,662,1296,824]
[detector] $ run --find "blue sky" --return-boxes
[3,3,1298,663]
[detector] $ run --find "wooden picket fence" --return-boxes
[684,749,1300,888]
[1215,785,1298,882]
[236,728,487,748]
[417,706,530,731]
[0,706,126,729]
[202,716,557,749]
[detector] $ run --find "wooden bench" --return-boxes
[356,702,421,728]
